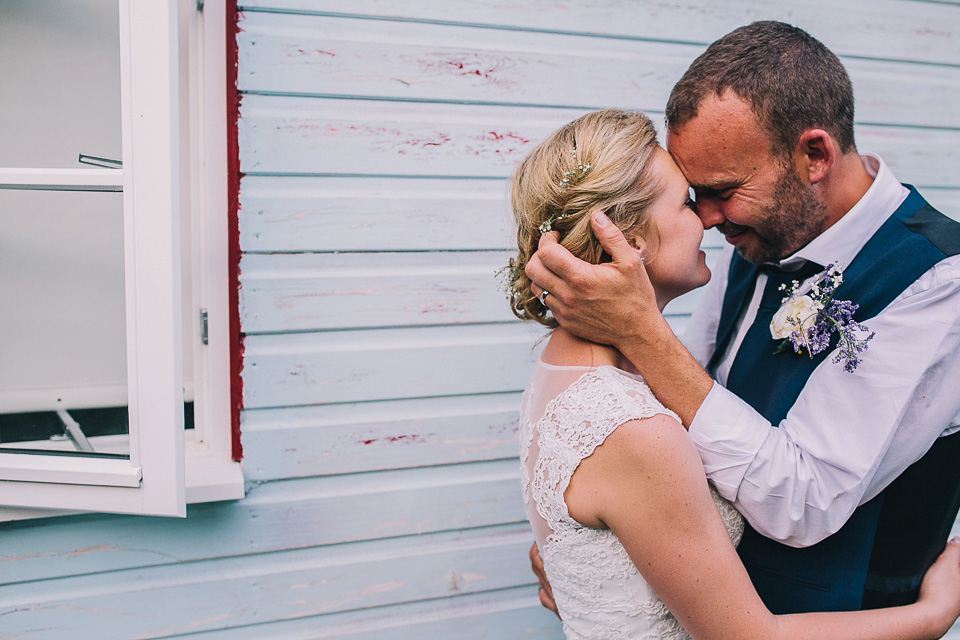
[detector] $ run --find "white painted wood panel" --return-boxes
[0,524,537,639]
[239,0,960,67]
[241,393,521,480]
[239,96,960,187]
[242,323,545,409]
[926,188,960,221]
[237,12,960,130]
[0,460,525,584]
[239,248,722,334]
[239,179,732,254]
[238,96,577,177]
[239,177,514,252]
[237,14,694,110]
[171,587,562,639]
[239,251,518,332]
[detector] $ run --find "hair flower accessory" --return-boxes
[770,262,875,372]
[537,142,592,234]
[559,138,591,193]
[495,257,524,297]
[559,161,591,191]
[537,212,571,234]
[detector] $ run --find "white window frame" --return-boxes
[0,0,242,519]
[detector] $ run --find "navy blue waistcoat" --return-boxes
[713,186,960,613]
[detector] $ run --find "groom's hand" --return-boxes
[916,537,960,637]
[525,210,657,348]
[529,542,559,618]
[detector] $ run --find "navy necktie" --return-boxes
[724,260,823,414]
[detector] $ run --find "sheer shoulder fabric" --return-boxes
[520,362,744,640]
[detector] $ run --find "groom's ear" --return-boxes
[795,129,836,185]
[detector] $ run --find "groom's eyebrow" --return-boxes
[696,175,737,188]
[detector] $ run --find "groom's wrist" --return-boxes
[618,314,712,427]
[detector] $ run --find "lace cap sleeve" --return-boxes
[530,367,680,531]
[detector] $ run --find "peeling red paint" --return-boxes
[359,434,428,445]
[404,132,452,148]
[305,121,454,151]
[228,4,244,461]
[418,53,514,87]
[420,303,461,315]
[484,131,530,144]
[387,435,420,443]
[295,47,337,57]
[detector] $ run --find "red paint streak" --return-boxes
[436,57,500,81]
[296,48,337,57]
[416,54,516,88]
[227,3,244,461]
[485,131,530,144]
[404,132,451,148]
[387,435,418,443]
[359,434,426,445]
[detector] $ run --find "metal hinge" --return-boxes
[200,309,209,345]
[78,153,122,169]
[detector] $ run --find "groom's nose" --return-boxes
[694,197,726,230]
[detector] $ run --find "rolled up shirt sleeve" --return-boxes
[688,256,960,548]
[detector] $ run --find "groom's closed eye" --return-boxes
[694,186,736,201]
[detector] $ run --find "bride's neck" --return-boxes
[541,326,637,373]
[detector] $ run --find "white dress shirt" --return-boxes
[684,154,960,547]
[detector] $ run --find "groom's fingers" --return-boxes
[539,588,560,619]
[529,542,559,617]
[946,536,960,562]
[591,210,654,299]
[591,210,644,269]
[526,231,573,303]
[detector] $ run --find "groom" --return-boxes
[527,21,960,614]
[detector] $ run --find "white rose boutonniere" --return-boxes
[770,262,875,373]
[770,294,823,340]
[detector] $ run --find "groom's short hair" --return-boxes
[665,21,856,157]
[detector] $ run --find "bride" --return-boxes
[507,109,960,639]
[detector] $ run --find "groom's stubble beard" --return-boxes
[724,163,830,264]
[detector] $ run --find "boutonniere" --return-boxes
[770,262,875,372]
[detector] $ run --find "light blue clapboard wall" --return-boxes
[1,1,959,638]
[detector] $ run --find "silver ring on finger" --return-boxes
[538,290,550,306]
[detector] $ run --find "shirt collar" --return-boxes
[777,153,909,272]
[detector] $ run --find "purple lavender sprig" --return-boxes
[770,262,875,373]
[818,299,875,373]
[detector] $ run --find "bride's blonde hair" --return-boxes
[508,109,662,327]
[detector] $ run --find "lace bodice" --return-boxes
[520,362,744,640]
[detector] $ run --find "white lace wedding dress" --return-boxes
[520,360,744,640]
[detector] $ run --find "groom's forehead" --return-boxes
[667,93,771,150]
[667,127,775,187]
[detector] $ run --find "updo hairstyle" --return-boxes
[508,109,662,327]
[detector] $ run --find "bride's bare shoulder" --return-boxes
[566,412,703,527]
[593,413,697,477]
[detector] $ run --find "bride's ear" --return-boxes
[628,228,658,265]
[626,232,648,257]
